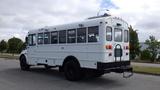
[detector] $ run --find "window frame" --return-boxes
[28,34,36,46]
[28,34,32,46]
[124,30,129,42]
[51,31,58,44]
[67,29,76,43]
[77,27,87,43]
[32,34,36,46]
[106,26,112,41]
[44,32,50,44]
[59,30,67,44]
[88,26,99,43]
[114,28,123,42]
[37,33,44,45]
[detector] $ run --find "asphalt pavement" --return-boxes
[0,58,160,90]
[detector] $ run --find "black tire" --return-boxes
[19,55,30,71]
[64,60,82,81]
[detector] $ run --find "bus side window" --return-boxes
[44,32,50,44]
[124,30,129,42]
[106,26,112,41]
[38,33,44,44]
[25,36,28,45]
[32,34,36,45]
[88,26,99,42]
[51,31,58,44]
[67,29,76,43]
[77,28,86,43]
[28,34,36,46]
[28,35,32,46]
[59,30,66,44]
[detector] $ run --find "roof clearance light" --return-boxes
[117,23,121,26]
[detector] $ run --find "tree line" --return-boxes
[129,26,160,62]
[0,37,26,55]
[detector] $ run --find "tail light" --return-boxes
[105,45,112,49]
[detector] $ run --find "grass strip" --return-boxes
[0,54,19,59]
[133,65,160,75]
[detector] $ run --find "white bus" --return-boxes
[19,14,133,81]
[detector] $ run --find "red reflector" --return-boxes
[106,45,112,49]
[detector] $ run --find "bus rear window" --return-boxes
[124,30,129,42]
[106,26,112,41]
[114,28,122,42]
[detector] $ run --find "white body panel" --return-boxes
[21,16,129,69]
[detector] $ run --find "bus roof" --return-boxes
[28,15,128,34]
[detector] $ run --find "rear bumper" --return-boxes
[97,61,133,78]
[97,61,131,70]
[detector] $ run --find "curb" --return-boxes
[133,71,160,76]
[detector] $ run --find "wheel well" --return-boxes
[19,54,25,60]
[62,56,80,69]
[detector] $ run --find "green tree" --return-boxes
[129,25,140,60]
[8,37,23,55]
[140,49,151,61]
[0,40,7,54]
[17,42,26,53]
[145,36,160,62]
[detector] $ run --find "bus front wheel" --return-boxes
[20,55,30,71]
[64,60,82,81]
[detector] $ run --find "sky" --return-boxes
[0,0,160,42]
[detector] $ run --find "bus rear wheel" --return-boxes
[20,55,30,71]
[64,60,82,81]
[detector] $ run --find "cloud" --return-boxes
[109,0,160,42]
[0,0,101,41]
[0,0,160,42]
